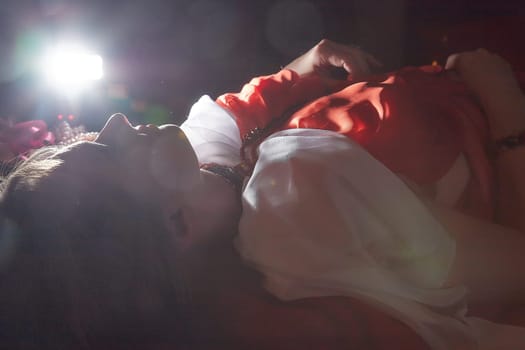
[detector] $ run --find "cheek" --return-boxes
[118,147,159,195]
[150,138,201,192]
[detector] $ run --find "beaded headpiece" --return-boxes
[53,121,98,146]
[0,119,97,164]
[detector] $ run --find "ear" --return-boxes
[162,203,195,252]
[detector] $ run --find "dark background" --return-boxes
[0,0,524,130]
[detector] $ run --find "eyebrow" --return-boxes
[58,141,110,160]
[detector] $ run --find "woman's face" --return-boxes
[66,113,240,250]
[1,114,241,340]
[94,113,201,199]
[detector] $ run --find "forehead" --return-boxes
[46,142,119,190]
[54,141,167,204]
[58,141,114,174]
[30,142,156,218]
[3,143,136,235]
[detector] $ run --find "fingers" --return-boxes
[345,48,382,79]
[445,48,497,71]
[365,52,383,68]
[284,39,383,80]
[316,39,382,79]
[444,48,519,110]
[445,53,460,70]
[346,48,370,77]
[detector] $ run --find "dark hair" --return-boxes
[0,146,184,349]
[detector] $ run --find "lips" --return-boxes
[135,124,160,135]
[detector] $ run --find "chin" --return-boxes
[150,130,201,192]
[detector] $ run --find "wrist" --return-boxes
[483,87,523,110]
[484,93,525,139]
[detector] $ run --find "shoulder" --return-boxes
[181,96,242,166]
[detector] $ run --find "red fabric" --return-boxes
[216,68,525,348]
[217,70,341,138]
[200,270,430,350]
[218,67,493,219]
[215,295,430,349]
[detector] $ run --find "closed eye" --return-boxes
[57,141,111,159]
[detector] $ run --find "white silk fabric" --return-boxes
[181,95,242,167]
[181,96,525,350]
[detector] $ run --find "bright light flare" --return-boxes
[41,44,103,91]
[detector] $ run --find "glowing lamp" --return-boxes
[41,44,103,91]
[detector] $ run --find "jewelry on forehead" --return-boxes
[54,121,99,145]
[0,119,101,175]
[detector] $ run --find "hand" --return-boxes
[446,49,525,138]
[284,39,382,82]
[445,49,522,109]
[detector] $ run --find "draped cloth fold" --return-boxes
[217,67,494,219]
[236,128,525,350]
[181,72,525,349]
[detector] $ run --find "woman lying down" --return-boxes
[2,39,525,349]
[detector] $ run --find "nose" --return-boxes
[95,113,136,146]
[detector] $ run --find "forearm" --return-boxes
[482,89,525,139]
[494,147,525,231]
[428,202,525,304]
[483,92,525,230]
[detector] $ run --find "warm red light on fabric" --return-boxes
[329,113,354,133]
[383,101,391,119]
[217,66,498,218]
